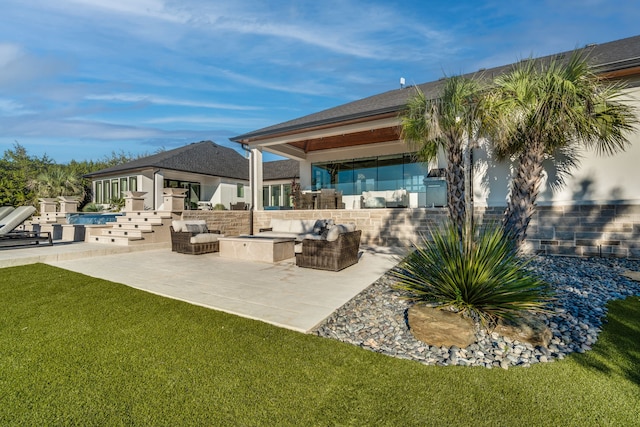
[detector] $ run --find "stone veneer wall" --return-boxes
[252,208,449,247]
[480,204,640,259]
[182,211,251,238]
[184,204,640,259]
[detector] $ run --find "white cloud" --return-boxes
[0,98,33,116]
[85,93,261,111]
[64,0,188,23]
[144,115,269,127]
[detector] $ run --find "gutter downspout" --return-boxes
[153,168,160,210]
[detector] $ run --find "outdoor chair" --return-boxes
[0,206,15,222]
[296,228,362,271]
[319,189,336,209]
[170,220,222,255]
[0,206,52,248]
[230,202,248,210]
[300,193,314,210]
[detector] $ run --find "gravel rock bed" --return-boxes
[312,256,640,368]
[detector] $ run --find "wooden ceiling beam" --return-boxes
[288,126,401,152]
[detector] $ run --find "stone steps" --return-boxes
[87,211,177,247]
[90,235,145,245]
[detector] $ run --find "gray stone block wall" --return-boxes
[184,204,640,259]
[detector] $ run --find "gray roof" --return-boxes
[232,34,640,142]
[85,140,249,180]
[263,159,299,180]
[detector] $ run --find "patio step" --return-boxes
[116,216,164,225]
[125,210,173,219]
[91,235,144,245]
[87,210,176,247]
[112,222,156,232]
[102,228,149,238]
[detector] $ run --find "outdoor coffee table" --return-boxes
[217,236,295,263]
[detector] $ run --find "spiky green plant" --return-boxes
[392,221,553,327]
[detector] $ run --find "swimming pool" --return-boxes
[66,213,123,225]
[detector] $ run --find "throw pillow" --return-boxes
[184,222,208,234]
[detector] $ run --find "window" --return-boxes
[111,181,119,201]
[283,184,292,207]
[237,183,244,198]
[103,180,111,203]
[312,154,428,195]
[271,185,281,206]
[262,186,269,207]
[95,181,103,204]
[93,175,139,204]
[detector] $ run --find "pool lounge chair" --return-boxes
[0,206,15,222]
[0,206,52,247]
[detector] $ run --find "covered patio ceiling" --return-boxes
[238,113,403,160]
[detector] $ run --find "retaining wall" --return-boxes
[183,204,640,259]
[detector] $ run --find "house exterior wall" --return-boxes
[472,84,640,208]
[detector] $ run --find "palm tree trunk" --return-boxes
[503,140,545,247]
[446,142,466,235]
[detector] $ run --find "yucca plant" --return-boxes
[391,221,553,328]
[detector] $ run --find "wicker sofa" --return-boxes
[256,218,332,242]
[295,226,362,271]
[170,220,222,255]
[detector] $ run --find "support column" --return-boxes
[162,188,187,212]
[39,198,58,214]
[250,148,264,210]
[58,196,78,213]
[124,191,147,212]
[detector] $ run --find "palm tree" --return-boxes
[484,52,637,246]
[27,165,84,199]
[400,75,483,235]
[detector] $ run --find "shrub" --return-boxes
[82,203,101,212]
[391,221,553,327]
[213,203,226,210]
[109,197,125,212]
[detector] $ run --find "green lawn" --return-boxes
[1,263,638,426]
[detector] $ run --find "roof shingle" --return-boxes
[232,35,640,142]
[85,141,249,180]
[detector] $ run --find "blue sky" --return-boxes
[1,0,638,163]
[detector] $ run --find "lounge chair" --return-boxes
[0,206,52,247]
[0,206,15,222]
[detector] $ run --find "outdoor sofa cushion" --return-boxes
[325,223,357,242]
[190,233,223,244]
[256,218,333,241]
[172,219,209,233]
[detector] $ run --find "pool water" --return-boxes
[66,213,123,225]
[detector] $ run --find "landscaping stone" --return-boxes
[407,305,476,348]
[312,256,640,368]
[494,313,552,348]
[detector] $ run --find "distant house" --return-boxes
[85,140,300,210]
[85,141,250,210]
[231,35,640,211]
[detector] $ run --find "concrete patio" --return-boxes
[0,242,402,332]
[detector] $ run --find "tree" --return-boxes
[400,75,483,236]
[0,143,53,207]
[27,165,84,199]
[483,52,638,246]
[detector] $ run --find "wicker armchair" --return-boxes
[170,220,222,255]
[295,230,362,271]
